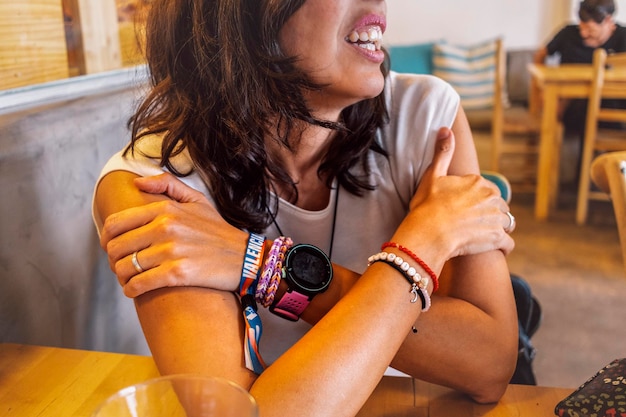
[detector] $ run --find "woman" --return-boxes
[94,0,518,415]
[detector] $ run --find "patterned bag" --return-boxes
[555,358,626,417]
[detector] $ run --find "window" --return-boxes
[0,0,149,91]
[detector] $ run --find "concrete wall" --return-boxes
[0,71,149,354]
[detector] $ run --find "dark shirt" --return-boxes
[545,24,626,136]
[546,24,626,63]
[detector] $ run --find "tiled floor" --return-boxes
[474,131,626,389]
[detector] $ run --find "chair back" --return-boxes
[591,152,626,276]
[490,40,540,190]
[576,49,626,225]
[585,49,626,130]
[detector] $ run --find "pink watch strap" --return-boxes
[270,291,310,321]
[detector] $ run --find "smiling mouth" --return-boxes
[346,26,383,52]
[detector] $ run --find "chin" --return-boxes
[357,73,386,99]
[583,40,599,48]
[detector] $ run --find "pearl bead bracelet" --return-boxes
[367,251,431,312]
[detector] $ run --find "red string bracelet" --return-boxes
[381,242,439,292]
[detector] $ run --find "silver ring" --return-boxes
[504,211,516,233]
[131,251,144,273]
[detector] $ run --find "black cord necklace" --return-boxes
[269,186,339,260]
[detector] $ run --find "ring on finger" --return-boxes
[131,251,144,274]
[504,211,516,233]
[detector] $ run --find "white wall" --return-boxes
[386,0,626,50]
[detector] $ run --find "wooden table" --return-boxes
[0,343,574,417]
[527,63,626,220]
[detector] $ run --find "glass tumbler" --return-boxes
[91,374,258,417]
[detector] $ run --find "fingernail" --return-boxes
[437,128,450,140]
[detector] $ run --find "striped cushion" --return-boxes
[433,40,498,110]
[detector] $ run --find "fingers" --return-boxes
[429,127,456,179]
[100,200,189,277]
[402,125,517,258]
[478,177,516,235]
[114,243,235,298]
[114,247,179,297]
[123,250,153,295]
[114,250,147,291]
[499,233,516,256]
[131,250,144,274]
[488,208,515,255]
[101,173,209,250]
[134,173,206,203]
[100,202,166,251]
[410,127,456,209]
[503,211,516,234]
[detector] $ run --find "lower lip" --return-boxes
[349,43,385,64]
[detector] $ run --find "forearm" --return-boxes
[134,287,257,386]
[96,171,411,415]
[135,262,429,417]
[251,262,428,417]
[300,251,517,403]
[96,128,518,411]
[391,251,518,403]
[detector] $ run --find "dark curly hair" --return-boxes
[127,0,390,232]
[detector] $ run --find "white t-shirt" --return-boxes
[93,71,460,369]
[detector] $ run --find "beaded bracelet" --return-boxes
[381,241,439,292]
[368,251,431,312]
[256,236,293,307]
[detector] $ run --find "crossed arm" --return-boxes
[95,118,517,416]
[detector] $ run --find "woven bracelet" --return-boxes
[238,232,267,375]
[239,233,266,298]
[256,238,284,303]
[256,236,293,307]
[381,242,439,292]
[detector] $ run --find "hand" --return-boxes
[100,173,249,297]
[395,127,515,263]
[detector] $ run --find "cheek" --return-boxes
[291,42,343,80]
[279,25,339,71]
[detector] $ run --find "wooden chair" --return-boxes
[490,39,541,191]
[590,151,626,275]
[439,39,539,190]
[481,170,512,203]
[576,49,626,225]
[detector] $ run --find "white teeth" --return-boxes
[368,28,379,41]
[359,43,376,51]
[346,26,383,50]
[348,31,360,43]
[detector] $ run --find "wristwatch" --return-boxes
[270,243,333,321]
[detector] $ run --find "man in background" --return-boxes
[534,0,626,180]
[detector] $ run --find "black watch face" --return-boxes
[285,244,333,293]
